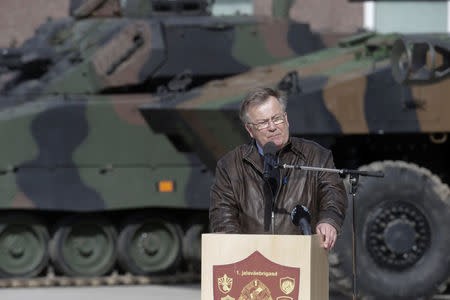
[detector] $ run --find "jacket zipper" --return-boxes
[244,151,283,234]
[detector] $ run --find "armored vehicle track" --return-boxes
[0,271,199,288]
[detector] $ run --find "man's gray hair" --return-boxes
[239,87,287,124]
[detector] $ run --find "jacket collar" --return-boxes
[243,140,262,172]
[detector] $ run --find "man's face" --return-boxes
[244,96,289,149]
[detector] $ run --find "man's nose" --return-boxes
[267,120,277,130]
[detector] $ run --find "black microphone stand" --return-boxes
[277,163,384,300]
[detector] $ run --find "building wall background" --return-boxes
[254,0,363,33]
[374,1,447,33]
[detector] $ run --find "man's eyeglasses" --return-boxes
[248,113,286,130]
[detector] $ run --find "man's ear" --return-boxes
[245,123,254,139]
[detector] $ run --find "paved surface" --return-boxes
[0,284,202,300]
[0,284,350,300]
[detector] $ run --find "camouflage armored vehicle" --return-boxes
[0,0,326,283]
[141,32,450,299]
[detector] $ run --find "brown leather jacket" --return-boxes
[209,137,347,234]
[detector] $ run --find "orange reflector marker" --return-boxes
[158,180,174,192]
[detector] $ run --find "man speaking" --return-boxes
[209,87,347,250]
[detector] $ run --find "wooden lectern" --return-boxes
[202,234,328,300]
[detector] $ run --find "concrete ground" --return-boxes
[0,284,351,300]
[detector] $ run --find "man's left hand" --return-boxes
[316,223,337,250]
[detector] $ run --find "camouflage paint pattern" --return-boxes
[0,0,326,212]
[142,33,450,171]
[0,93,213,211]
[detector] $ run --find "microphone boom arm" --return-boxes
[278,163,384,178]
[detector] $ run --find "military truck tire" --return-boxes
[331,161,450,300]
[117,214,183,275]
[0,214,49,278]
[49,215,117,277]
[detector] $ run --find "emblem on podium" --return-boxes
[213,251,300,300]
[218,274,233,293]
[280,277,295,294]
[239,278,272,300]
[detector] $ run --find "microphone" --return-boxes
[291,205,312,235]
[262,142,278,181]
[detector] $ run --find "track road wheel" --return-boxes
[182,222,207,272]
[117,214,182,275]
[0,214,49,278]
[49,215,117,277]
[331,161,450,300]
